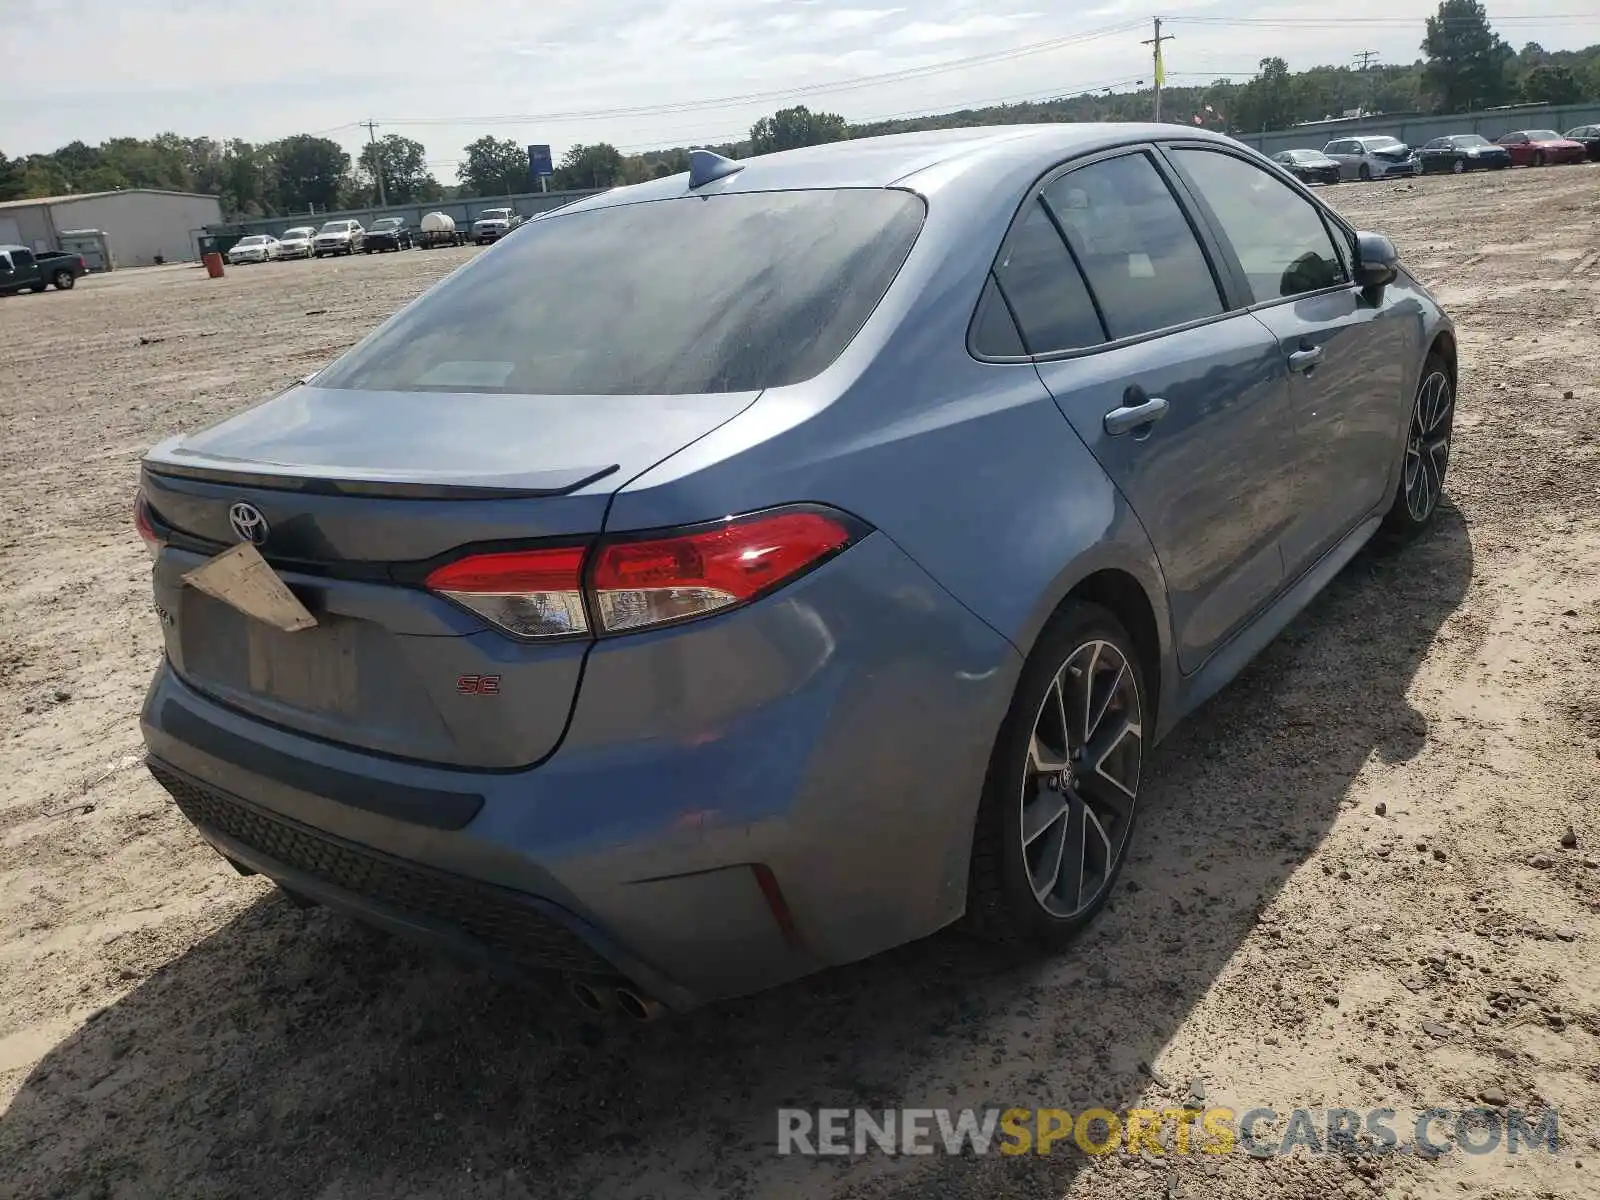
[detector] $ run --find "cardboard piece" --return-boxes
[182,543,317,632]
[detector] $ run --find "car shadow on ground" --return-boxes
[1,505,1472,1200]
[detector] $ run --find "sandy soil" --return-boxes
[1,166,1598,1200]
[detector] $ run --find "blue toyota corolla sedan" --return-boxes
[136,124,1456,1017]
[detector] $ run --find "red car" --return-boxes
[1494,129,1589,167]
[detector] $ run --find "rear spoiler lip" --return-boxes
[140,456,619,501]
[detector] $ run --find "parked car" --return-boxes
[313,220,365,256]
[276,226,317,260]
[0,244,86,294]
[1271,149,1342,185]
[225,235,280,264]
[472,207,514,244]
[1561,125,1600,162]
[1322,135,1421,181]
[364,217,414,252]
[1494,129,1588,167]
[1416,134,1512,174]
[136,126,1456,1013]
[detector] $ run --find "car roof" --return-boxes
[558,123,1247,215]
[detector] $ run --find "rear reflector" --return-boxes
[591,510,858,632]
[424,545,589,638]
[423,507,865,640]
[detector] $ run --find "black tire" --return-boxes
[1378,354,1454,548]
[966,601,1147,949]
[29,282,46,293]
[1359,163,1373,181]
[1452,158,1466,174]
[53,270,74,290]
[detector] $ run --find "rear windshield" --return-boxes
[315,189,926,396]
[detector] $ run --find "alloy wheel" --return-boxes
[1019,640,1143,919]
[1404,371,1453,522]
[1452,159,1466,174]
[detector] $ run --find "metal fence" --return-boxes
[1233,101,1600,156]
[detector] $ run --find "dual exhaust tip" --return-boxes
[569,977,663,1023]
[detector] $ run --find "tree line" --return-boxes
[2,1,1595,218]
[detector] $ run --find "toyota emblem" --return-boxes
[228,502,270,545]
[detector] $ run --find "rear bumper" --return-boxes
[141,531,1021,1008]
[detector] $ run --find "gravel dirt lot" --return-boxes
[2,166,1599,1200]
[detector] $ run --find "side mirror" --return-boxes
[1354,231,1399,294]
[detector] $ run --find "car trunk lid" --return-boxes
[143,383,757,768]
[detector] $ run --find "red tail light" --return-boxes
[424,507,864,640]
[424,545,588,638]
[134,493,163,558]
[591,510,858,632]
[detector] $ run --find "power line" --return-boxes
[371,19,1146,127]
[1353,50,1381,71]
[1169,13,1599,25]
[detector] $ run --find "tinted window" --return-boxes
[987,201,1103,354]
[971,275,1026,357]
[317,190,925,395]
[13,249,34,268]
[1173,149,1348,303]
[1041,154,1222,340]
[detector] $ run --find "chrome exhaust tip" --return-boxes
[569,977,615,1014]
[614,986,664,1023]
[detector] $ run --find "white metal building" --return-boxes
[0,189,223,269]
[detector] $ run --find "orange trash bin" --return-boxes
[203,252,225,278]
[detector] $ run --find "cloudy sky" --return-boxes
[3,0,1595,177]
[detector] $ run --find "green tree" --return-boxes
[749,105,849,155]
[1421,0,1514,112]
[1233,58,1298,133]
[0,151,24,201]
[551,143,626,190]
[267,135,349,214]
[457,136,528,197]
[358,133,440,204]
[1519,62,1584,105]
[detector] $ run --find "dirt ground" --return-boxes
[1,165,1598,1200]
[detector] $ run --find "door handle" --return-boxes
[1103,396,1170,437]
[1288,345,1325,373]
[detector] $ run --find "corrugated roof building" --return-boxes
[0,188,223,268]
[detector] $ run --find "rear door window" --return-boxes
[1169,148,1349,303]
[1041,153,1223,340]
[984,201,1104,354]
[316,189,925,395]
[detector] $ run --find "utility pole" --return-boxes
[1143,18,1176,123]
[1353,51,1381,115]
[360,119,387,208]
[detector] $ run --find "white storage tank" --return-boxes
[418,212,461,249]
